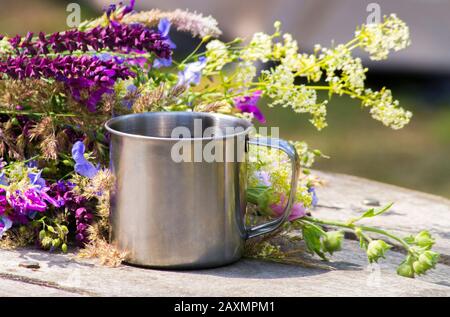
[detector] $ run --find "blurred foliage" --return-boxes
[0,0,98,35]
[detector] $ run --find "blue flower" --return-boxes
[159,18,176,49]
[0,216,12,237]
[122,84,138,109]
[177,57,207,86]
[308,187,318,207]
[28,170,46,189]
[0,172,8,186]
[71,141,99,179]
[153,19,176,69]
[153,57,173,69]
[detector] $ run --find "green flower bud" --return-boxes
[397,262,414,278]
[202,35,212,42]
[62,160,73,166]
[39,230,46,240]
[52,238,61,248]
[412,260,427,275]
[414,231,434,249]
[10,117,19,126]
[418,250,439,270]
[366,240,391,263]
[323,231,344,255]
[61,243,68,253]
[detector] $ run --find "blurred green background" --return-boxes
[0,0,449,198]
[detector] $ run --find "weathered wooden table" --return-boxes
[1,171,449,296]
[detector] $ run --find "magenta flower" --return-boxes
[270,194,306,221]
[8,188,54,224]
[234,90,266,123]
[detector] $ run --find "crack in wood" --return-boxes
[0,272,97,296]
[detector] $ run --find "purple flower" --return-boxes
[45,181,73,208]
[0,216,12,237]
[75,207,93,246]
[123,0,136,15]
[234,90,266,123]
[177,57,207,86]
[105,4,117,18]
[270,194,306,221]
[6,23,172,59]
[0,55,134,112]
[0,188,8,216]
[71,141,99,179]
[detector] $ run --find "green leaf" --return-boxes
[247,186,272,212]
[302,223,327,260]
[360,203,393,219]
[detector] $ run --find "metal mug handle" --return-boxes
[246,137,301,239]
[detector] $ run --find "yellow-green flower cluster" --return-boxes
[356,14,411,61]
[204,40,233,73]
[190,15,411,131]
[363,88,413,129]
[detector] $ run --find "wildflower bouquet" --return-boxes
[0,1,439,277]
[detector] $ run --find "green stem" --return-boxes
[180,38,207,65]
[0,109,77,118]
[302,216,412,252]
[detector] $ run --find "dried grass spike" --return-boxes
[123,9,222,38]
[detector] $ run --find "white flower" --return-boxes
[204,40,232,73]
[234,61,257,86]
[241,32,272,62]
[322,45,367,93]
[263,65,328,130]
[363,88,412,129]
[296,54,322,82]
[356,14,411,61]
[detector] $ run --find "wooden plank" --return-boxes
[0,277,84,297]
[313,170,450,256]
[0,241,449,297]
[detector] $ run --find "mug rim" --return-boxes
[105,111,254,141]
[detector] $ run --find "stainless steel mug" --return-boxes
[105,112,300,269]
